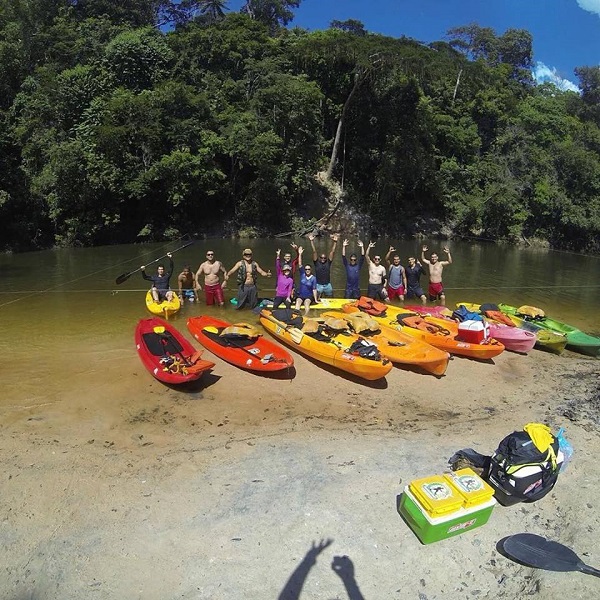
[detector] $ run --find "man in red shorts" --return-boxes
[195,250,228,306]
[421,245,452,306]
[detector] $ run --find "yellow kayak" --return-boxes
[145,290,181,319]
[321,311,450,376]
[259,309,393,381]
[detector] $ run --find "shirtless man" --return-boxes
[195,250,228,306]
[421,245,452,305]
[226,248,271,310]
[365,241,389,302]
[178,265,199,302]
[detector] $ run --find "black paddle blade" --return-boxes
[502,533,600,576]
[115,272,132,285]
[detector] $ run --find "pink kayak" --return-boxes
[404,305,537,353]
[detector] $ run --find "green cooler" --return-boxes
[398,469,497,544]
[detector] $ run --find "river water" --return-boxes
[2,238,599,328]
[1,238,598,411]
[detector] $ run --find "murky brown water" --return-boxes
[1,238,598,411]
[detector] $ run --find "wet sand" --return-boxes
[1,325,599,599]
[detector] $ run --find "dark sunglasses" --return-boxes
[206,252,214,256]
[243,252,252,256]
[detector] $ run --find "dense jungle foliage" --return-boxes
[1,0,599,251]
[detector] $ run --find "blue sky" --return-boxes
[227,0,600,92]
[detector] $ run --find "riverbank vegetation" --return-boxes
[1,1,599,252]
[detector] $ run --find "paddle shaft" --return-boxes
[580,564,600,578]
[260,312,304,344]
[115,241,194,285]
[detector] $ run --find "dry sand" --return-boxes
[1,328,599,599]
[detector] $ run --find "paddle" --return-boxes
[502,533,600,578]
[115,241,195,285]
[260,311,304,344]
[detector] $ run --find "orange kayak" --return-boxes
[343,302,505,360]
[187,315,293,372]
[321,311,449,376]
[259,309,393,381]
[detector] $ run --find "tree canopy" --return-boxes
[1,1,598,252]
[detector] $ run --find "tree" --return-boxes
[241,0,300,32]
[330,19,366,36]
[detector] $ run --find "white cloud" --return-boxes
[533,62,580,92]
[577,0,600,17]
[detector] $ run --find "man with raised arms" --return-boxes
[195,250,228,307]
[421,245,452,306]
[365,241,388,302]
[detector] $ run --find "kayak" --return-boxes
[343,302,505,360]
[231,297,356,310]
[135,317,214,384]
[321,311,450,376]
[450,303,566,355]
[259,309,393,381]
[452,302,537,354]
[187,315,294,372]
[499,304,600,357]
[504,313,567,355]
[145,290,181,319]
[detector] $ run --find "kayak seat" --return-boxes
[272,308,303,327]
[142,331,184,357]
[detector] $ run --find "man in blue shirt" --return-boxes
[342,238,365,299]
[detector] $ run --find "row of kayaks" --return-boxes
[136,297,599,385]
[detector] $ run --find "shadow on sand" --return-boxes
[278,539,365,600]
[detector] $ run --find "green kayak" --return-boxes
[499,304,600,357]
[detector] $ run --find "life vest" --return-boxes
[357,296,387,316]
[398,314,451,335]
[237,260,258,287]
[220,323,262,339]
[484,310,515,326]
[323,316,348,331]
[517,305,545,319]
[345,312,380,334]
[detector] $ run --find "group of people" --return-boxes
[140,236,453,312]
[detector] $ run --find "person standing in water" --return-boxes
[421,245,452,305]
[177,265,199,302]
[309,233,339,299]
[227,249,271,310]
[405,256,427,305]
[365,242,388,302]
[385,247,407,303]
[195,250,228,306]
[342,239,365,299]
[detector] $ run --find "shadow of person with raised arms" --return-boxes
[278,538,333,600]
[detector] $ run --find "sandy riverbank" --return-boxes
[1,332,599,599]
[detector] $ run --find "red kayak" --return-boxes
[187,315,294,372]
[135,317,215,384]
